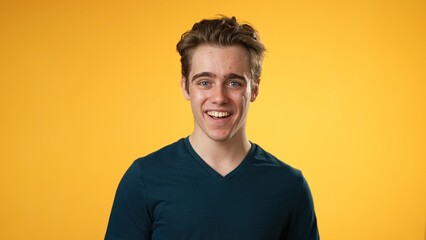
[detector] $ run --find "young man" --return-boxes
[105,16,319,240]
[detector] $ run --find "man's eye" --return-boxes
[228,81,242,87]
[198,81,209,86]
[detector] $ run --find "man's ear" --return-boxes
[181,76,190,100]
[250,81,260,102]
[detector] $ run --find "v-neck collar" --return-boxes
[183,137,256,181]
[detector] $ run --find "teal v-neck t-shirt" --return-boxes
[105,138,319,240]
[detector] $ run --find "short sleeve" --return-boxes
[284,175,320,240]
[105,161,152,240]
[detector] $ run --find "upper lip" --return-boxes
[205,110,232,114]
[204,109,232,112]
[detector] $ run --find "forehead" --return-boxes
[189,44,250,77]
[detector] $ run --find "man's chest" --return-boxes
[144,172,295,240]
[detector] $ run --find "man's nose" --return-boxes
[210,86,228,104]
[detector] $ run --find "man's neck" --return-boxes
[188,132,251,176]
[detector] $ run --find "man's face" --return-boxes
[182,44,259,142]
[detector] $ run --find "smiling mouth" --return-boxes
[206,111,231,118]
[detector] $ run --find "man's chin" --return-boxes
[206,132,234,142]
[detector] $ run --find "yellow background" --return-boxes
[1,0,425,239]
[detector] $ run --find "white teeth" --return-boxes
[207,111,230,118]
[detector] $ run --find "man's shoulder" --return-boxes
[131,137,189,170]
[251,143,304,182]
[144,138,186,157]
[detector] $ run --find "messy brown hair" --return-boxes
[176,16,266,92]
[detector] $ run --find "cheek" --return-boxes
[192,90,208,101]
[189,91,207,108]
[233,92,250,104]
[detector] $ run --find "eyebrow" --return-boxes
[191,72,247,82]
[225,73,247,82]
[191,72,215,82]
